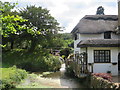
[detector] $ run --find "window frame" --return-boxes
[94,50,111,63]
[104,32,111,39]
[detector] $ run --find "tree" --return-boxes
[1,1,37,50]
[18,5,61,51]
[1,2,61,52]
[96,6,104,15]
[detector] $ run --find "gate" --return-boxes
[74,52,88,77]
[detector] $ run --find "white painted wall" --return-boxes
[87,47,119,76]
[79,33,119,41]
[73,32,120,75]
[74,33,119,54]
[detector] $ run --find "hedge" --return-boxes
[0,66,27,89]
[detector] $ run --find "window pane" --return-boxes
[104,32,111,39]
[94,50,110,63]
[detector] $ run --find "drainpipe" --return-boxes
[86,47,88,71]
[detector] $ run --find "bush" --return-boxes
[1,66,28,89]
[91,74,117,89]
[92,73,112,81]
[3,51,62,72]
[44,54,62,71]
[16,54,62,72]
[60,48,71,59]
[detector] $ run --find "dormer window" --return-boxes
[104,32,111,39]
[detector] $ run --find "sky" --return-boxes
[1,0,118,33]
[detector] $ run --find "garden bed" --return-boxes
[91,73,120,89]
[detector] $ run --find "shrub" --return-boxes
[45,54,62,71]
[1,66,28,89]
[16,54,62,72]
[92,73,112,81]
[91,75,117,89]
[3,51,62,72]
[60,48,71,59]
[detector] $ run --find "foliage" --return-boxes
[1,1,39,51]
[58,33,74,48]
[0,66,28,89]
[1,1,72,74]
[45,54,62,71]
[19,5,60,34]
[92,73,112,82]
[18,5,60,51]
[2,15,28,37]
[91,75,118,89]
[2,50,62,72]
[60,48,73,59]
[2,1,61,52]
[56,33,74,59]
[0,1,17,15]
[65,66,75,77]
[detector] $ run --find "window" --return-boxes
[94,50,111,63]
[104,32,111,39]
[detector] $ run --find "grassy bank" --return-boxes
[1,66,28,89]
[2,49,63,89]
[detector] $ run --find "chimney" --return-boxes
[118,0,120,28]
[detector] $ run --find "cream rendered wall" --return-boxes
[87,47,119,76]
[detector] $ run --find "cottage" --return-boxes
[71,3,120,76]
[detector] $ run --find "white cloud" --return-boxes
[1,0,118,33]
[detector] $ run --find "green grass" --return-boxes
[1,66,28,89]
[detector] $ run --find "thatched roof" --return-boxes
[71,15,118,34]
[77,39,120,47]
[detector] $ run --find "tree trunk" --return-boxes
[11,40,14,49]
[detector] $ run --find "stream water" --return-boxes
[41,64,86,88]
